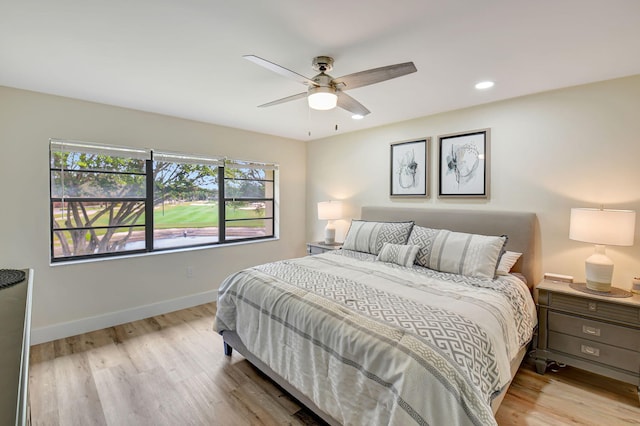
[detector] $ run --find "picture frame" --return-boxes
[390,138,430,197]
[438,129,490,198]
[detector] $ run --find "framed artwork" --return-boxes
[390,138,430,197]
[438,129,490,198]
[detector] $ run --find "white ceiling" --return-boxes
[2,0,640,141]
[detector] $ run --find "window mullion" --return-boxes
[145,158,154,252]
[218,166,226,243]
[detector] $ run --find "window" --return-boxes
[153,151,222,250]
[50,140,150,259]
[49,139,278,262]
[223,160,276,241]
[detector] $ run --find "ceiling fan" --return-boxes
[244,55,417,117]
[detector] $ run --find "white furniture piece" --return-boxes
[535,279,640,403]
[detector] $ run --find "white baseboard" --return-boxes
[30,290,218,345]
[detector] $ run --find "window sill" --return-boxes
[49,237,280,267]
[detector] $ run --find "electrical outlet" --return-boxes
[186,266,193,278]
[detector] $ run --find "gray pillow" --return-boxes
[408,225,507,278]
[376,243,420,267]
[407,225,440,267]
[343,220,414,255]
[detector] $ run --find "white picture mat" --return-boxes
[439,132,486,196]
[391,140,427,196]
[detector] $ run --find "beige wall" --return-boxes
[307,75,640,289]
[4,75,639,342]
[0,86,307,343]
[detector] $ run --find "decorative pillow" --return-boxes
[428,229,507,279]
[407,225,440,267]
[376,243,420,267]
[430,230,506,278]
[496,251,522,276]
[343,220,414,255]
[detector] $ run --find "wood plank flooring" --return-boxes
[29,303,640,425]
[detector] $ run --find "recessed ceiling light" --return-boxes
[351,114,364,120]
[475,81,495,90]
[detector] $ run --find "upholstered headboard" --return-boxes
[360,206,541,286]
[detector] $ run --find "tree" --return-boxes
[223,167,269,212]
[51,151,218,258]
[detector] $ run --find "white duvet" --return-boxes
[215,250,537,425]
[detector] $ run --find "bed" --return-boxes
[215,207,541,425]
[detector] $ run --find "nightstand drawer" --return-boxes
[306,242,343,255]
[548,331,640,373]
[308,245,327,255]
[548,311,640,351]
[550,293,640,325]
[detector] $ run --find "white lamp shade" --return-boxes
[308,87,337,110]
[317,201,343,220]
[569,208,636,246]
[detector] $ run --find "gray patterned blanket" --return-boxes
[215,251,537,425]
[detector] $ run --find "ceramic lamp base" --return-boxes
[324,221,336,245]
[586,279,612,292]
[584,245,613,292]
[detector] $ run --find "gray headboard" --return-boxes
[360,206,541,286]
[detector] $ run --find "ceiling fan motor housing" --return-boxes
[312,73,333,88]
[312,56,334,73]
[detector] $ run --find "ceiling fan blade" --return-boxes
[336,91,371,116]
[244,55,318,87]
[257,92,307,108]
[333,62,417,91]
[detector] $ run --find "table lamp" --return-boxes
[317,201,343,245]
[569,207,636,292]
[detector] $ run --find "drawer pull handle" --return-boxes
[588,302,597,311]
[581,345,600,357]
[582,325,601,336]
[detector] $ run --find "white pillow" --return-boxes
[343,220,414,255]
[496,251,522,276]
[429,230,507,279]
[376,243,420,267]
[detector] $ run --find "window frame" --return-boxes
[220,161,276,243]
[49,139,278,263]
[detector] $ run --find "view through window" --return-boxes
[49,139,277,262]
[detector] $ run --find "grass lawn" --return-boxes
[52,202,269,256]
[154,203,218,228]
[53,201,266,229]
[154,202,265,228]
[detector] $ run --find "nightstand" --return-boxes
[535,279,640,402]
[306,241,343,255]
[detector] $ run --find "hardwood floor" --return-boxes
[29,303,640,425]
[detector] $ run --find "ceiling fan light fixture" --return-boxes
[308,87,337,110]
